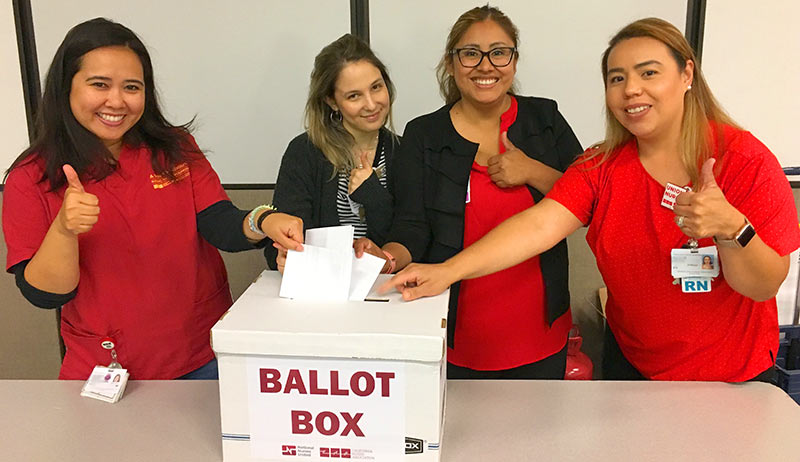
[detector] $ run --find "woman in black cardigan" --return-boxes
[267,34,399,271]
[356,6,582,379]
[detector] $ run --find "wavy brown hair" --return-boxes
[435,5,520,105]
[305,34,396,175]
[587,17,738,184]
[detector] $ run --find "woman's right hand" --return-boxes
[353,237,392,273]
[273,242,289,274]
[378,262,456,301]
[57,164,99,235]
[261,213,304,251]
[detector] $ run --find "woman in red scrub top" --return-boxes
[3,18,303,380]
[383,18,800,383]
[357,5,582,379]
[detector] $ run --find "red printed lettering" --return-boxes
[330,371,349,396]
[316,411,340,436]
[350,371,374,397]
[291,410,313,434]
[340,412,364,437]
[309,370,328,395]
[260,368,281,393]
[375,372,395,397]
[284,369,308,394]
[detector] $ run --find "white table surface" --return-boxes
[1,380,798,461]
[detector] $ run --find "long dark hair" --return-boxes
[6,17,199,190]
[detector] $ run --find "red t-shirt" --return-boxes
[3,136,232,379]
[449,96,572,370]
[547,125,800,381]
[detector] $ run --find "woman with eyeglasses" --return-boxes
[267,34,398,272]
[382,18,800,383]
[356,5,582,379]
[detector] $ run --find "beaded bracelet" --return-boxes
[248,204,277,236]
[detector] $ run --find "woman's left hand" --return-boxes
[349,151,373,194]
[673,159,745,239]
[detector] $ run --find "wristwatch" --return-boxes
[714,218,755,248]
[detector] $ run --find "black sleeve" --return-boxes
[349,171,393,246]
[264,135,318,269]
[11,260,77,309]
[552,105,583,171]
[387,121,432,261]
[197,200,266,252]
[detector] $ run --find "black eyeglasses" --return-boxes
[450,47,517,68]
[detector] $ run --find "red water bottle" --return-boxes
[565,325,593,380]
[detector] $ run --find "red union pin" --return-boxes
[101,337,115,350]
[661,183,687,210]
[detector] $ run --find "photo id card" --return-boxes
[80,365,129,403]
[671,246,720,278]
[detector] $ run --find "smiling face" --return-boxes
[605,37,693,144]
[327,59,389,140]
[69,46,145,156]
[448,19,517,107]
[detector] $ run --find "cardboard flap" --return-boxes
[212,272,449,363]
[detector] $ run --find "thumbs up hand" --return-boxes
[57,164,100,235]
[487,132,541,188]
[673,158,745,239]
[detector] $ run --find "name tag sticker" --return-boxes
[681,277,712,293]
[671,246,720,278]
[661,182,687,210]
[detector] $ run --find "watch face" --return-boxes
[737,223,756,247]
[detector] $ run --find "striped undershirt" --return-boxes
[336,139,387,239]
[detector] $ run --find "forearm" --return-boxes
[526,161,563,194]
[720,236,789,301]
[382,242,412,272]
[445,199,582,281]
[24,222,80,294]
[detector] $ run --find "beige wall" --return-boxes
[2,189,798,379]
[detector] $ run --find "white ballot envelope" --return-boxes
[280,226,384,302]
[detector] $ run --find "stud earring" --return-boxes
[687,85,692,90]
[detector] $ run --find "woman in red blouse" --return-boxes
[357,6,582,379]
[383,18,800,382]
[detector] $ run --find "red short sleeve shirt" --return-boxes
[3,136,232,379]
[547,125,800,381]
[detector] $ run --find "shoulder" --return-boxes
[283,132,326,162]
[716,124,779,172]
[6,154,46,188]
[403,105,451,134]
[514,95,561,126]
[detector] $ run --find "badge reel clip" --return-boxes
[102,338,122,368]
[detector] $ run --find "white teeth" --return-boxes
[625,106,649,114]
[474,78,498,85]
[98,113,124,122]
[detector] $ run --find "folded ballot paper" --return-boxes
[279,225,386,301]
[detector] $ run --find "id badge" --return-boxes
[671,246,720,279]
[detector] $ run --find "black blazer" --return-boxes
[265,128,397,269]
[389,96,582,346]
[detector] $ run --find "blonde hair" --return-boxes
[435,5,519,105]
[589,17,738,184]
[305,34,396,174]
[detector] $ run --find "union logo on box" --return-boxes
[281,445,297,456]
[331,448,340,458]
[341,448,351,459]
[320,447,330,457]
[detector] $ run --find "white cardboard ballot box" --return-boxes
[211,271,449,462]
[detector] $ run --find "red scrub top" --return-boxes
[547,125,800,380]
[449,96,572,371]
[4,136,232,379]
